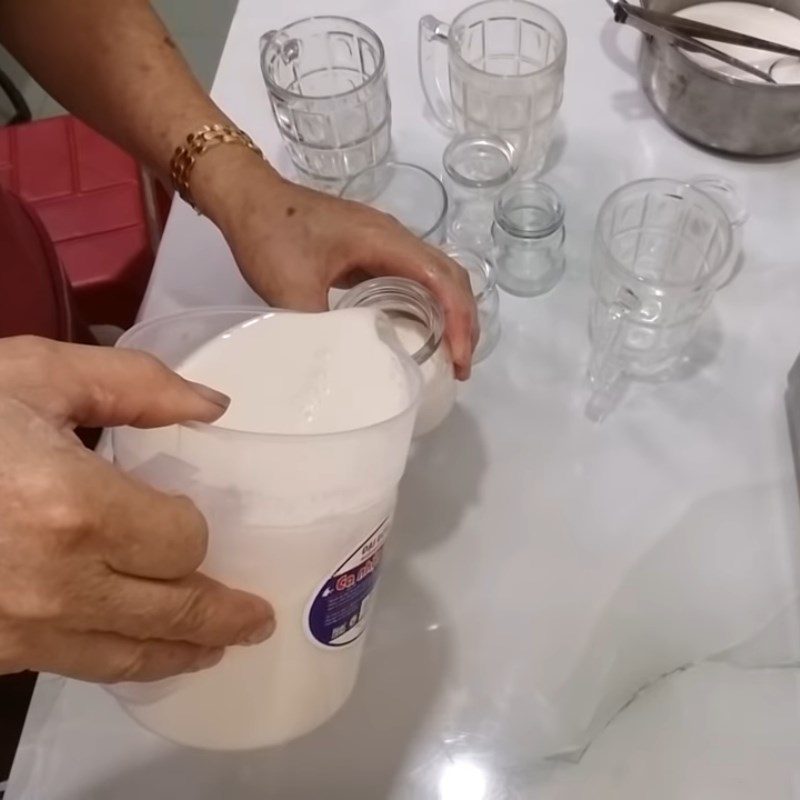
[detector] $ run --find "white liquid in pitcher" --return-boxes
[112,309,419,749]
[676,2,800,84]
[180,309,413,434]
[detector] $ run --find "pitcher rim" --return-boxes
[116,305,423,441]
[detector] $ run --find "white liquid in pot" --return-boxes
[676,2,800,84]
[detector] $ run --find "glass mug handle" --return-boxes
[688,174,748,287]
[688,175,748,229]
[585,290,640,423]
[259,30,276,77]
[260,30,299,77]
[418,15,456,131]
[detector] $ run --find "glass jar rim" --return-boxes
[441,244,498,304]
[115,305,422,440]
[443,134,518,189]
[494,180,565,239]
[333,277,445,366]
[261,16,386,101]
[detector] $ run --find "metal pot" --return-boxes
[639,0,800,156]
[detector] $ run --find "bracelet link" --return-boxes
[169,124,263,209]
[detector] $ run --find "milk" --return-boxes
[179,310,413,434]
[111,308,421,749]
[676,2,800,83]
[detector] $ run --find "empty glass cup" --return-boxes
[443,134,518,252]
[339,162,448,243]
[491,181,566,296]
[419,0,567,173]
[442,244,500,362]
[587,178,737,421]
[260,17,392,191]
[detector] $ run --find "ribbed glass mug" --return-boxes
[419,0,567,174]
[260,16,392,191]
[587,179,738,421]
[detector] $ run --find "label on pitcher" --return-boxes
[305,517,390,649]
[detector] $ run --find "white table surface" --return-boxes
[9,0,800,797]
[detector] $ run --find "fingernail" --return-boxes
[190,648,225,673]
[187,381,231,411]
[241,617,276,645]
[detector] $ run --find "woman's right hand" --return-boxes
[0,337,275,683]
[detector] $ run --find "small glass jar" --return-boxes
[491,181,566,297]
[443,134,518,252]
[335,277,456,436]
[441,244,500,363]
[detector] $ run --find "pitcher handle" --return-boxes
[585,292,639,422]
[418,15,456,131]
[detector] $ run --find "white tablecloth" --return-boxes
[8,0,800,797]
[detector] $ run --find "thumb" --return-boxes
[54,342,229,428]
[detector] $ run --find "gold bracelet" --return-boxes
[169,124,263,209]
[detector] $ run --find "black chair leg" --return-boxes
[0,67,32,125]
[0,672,37,788]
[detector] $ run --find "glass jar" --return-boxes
[491,181,566,297]
[441,244,500,363]
[335,277,456,436]
[443,134,517,252]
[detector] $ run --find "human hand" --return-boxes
[0,337,275,683]
[194,150,478,379]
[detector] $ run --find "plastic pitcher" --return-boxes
[109,307,421,750]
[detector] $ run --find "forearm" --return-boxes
[0,0,282,219]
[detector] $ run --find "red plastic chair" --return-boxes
[0,116,166,329]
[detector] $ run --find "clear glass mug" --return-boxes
[260,16,392,191]
[419,0,567,174]
[587,179,739,421]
